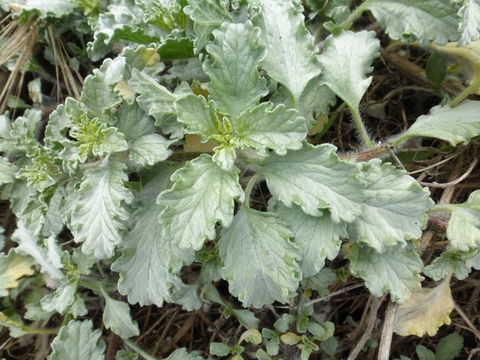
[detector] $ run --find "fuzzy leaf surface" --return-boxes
[458,0,480,45]
[261,143,364,222]
[391,101,480,146]
[235,103,307,155]
[347,244,424,303]
[442,190,480,250]
[318,30,379,119]
[158,155,243,250]
[66,162,133,259]
[113,165,195,307]
[48,320,105,360]
[424,249,480,280]
[203,22,268,119]
[174,94,220,140]
[219,207,301,308]
[0,157,16,185]
[252,0,321,101]
[347,160,433,252]
[129,134,174,166]
[362,0,460,44]
[275,204,345,277]
[102,293,139,338]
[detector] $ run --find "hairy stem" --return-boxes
[243,172,263,208]
[340,1,371,30]
[351,107,376,149]
[0,312,58,335]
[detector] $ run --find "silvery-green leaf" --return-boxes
[275,204,345,277]
[113,164,195,307]
[158,155,243,250]
[261,143,364,222]
[129,69,177,123]
[66,161,133,259]
[48,320,105,360]
[80,58,123,116]
[457,0,480,45]
[88,0,160,61]
[347,160,433,252]
[298,77,337,128]
[219,207,301,308]
[235,103,307,156]
[390,101,480,146]
[129,134,174,166]
[423,249,480,280]
[347,244,424,303]
[0,157,16,185]
[102,291,139,338]
[184,0,232,25]
[203,22,268,119]
[174,94,220,141]
[212,144,237,171]
[440,190,480,250]
[252,0,321,102]
[41,278,80,314]
[116,350,139,360]
[318,31,380,122]
[116,103,155,142]
[164,348,204,360]
[9,0,77,18]
[362,0,460,44]
[12,221,64,280]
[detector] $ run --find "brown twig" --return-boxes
[347,296,385,360]
[296,283,364,310]
[377,302,397,360]
[419,158,478,188]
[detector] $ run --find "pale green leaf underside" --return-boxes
[48,320,105,360]
[261,143,363,223]
[458,0,480,46]
[219,207,301,308]
[158,154,244,250]
[113,165,195,307]
[347,244,424,303]
[391,101,480,146]
[275,204,345,278]
[102,294,140,339]
[129,133,174,166]
[319,30,380,116]
[0,157,16,185]
[235,103,307,155]
[442,190,480,250]
[348,159,433,252]
[41,278,79,314]
[66,161,133,259]
[252,0,321,101]
[203,22,268,119]
[363,0,460,44]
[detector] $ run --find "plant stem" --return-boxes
[0,312,58,335]
[243,172,263,208]
[339,1,371,30]
[351,107,376,149]
[124,339,160,360]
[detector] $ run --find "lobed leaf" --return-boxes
[347,244,424,303]
[457,0,480,46]
[275,204,345,278]
[318,30,380,122]
[158,154,243,250]
[391,101,480,146]
[252,0,321,102]
[66,161,133,259]
[261,143,363,222]
[203,22,268,119]
[347,160,433,252]
[48,320,105,360]
[102,293,140,338]
[219,207,301,308]
[0,250,35,297]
